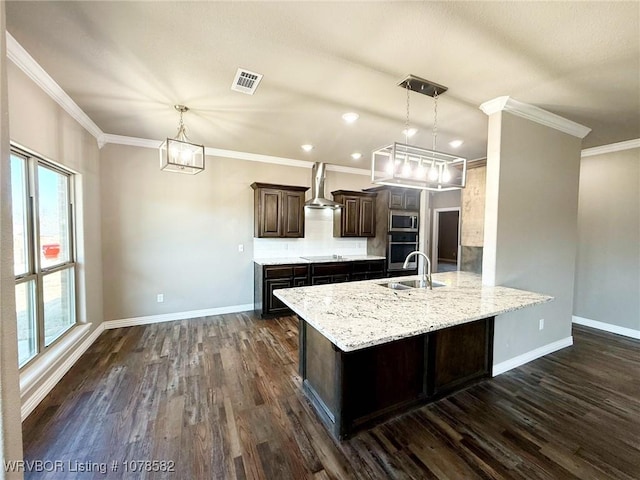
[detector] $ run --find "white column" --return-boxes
[479,96,590,369]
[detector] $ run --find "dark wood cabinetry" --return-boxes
[388,188,421,210]
[300,316,494,439]
[331,190,377,237]
[349,260,386,281]
[310,262,351,285]
[255,259,385,317]
[251,183,309,238]
[254,264,309,317]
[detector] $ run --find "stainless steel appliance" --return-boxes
[389,210,419,232]
[387,232,419,271]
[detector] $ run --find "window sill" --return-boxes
[19,323,93,397]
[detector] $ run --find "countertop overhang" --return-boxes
[274,271,553,352]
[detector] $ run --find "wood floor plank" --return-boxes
[22,317,640,480]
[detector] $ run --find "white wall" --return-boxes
[483,111,582,366]
[574,147,640,334]
[7,59,104,411]
[100,143,373,321]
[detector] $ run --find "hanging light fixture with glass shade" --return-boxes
[159,105,205,174]
[371,75,467,191]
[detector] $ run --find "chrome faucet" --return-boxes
[402,251,432,290]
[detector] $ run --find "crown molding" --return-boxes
[325,164,370,176]
[101,133,161,149]
[581,138,640,158]
[204,147,312,169]
[6,32,105,145]
[479,96,592,139]
[100,134,370,175]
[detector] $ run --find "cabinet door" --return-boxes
[259,189,282,237]
[404,190,421,210]
[359,197,376,237]
[342,197,360,236]
[389,191,405,209]
[282,190,305,238]
[265,278,293,315]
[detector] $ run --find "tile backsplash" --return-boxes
[253,208,367,259]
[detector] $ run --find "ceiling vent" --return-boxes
[231,68,263,95]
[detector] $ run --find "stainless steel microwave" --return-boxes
[389,210,419,232]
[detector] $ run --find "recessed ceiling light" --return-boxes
[351,152,362,160]
[301,144,314,152]
[402,128,417,138]
[342,112,359,123]
[449,139,464,148]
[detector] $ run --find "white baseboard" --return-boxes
[20,323,105,421]
[572,315,640,340]
[103,303,255,329]
[492,336,573,376]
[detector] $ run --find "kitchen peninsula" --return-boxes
[275,271,552,439]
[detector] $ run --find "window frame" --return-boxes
[11,145,78,368]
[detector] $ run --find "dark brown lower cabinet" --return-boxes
[254,264,309,317]
[255,260,385,318]
[299,316,494,440]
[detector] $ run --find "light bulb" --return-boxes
[415,164,426,179]
[442,165,451,183]
[180,149,193,164]
[402,162,412,177]
[385,160,395,175]
[428,162,439,181]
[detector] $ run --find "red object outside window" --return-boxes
[42,244,60,259]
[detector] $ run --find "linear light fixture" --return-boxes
[371,75,467,191]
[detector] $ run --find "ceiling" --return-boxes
[5,1,640,168]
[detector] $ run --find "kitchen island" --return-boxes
[274,271,552,439]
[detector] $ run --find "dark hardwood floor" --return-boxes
[22,314,640,479]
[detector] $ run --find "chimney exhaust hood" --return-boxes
[305,162,342,209]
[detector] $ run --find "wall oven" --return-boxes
[389,210,419,232]
[387,232,419,271]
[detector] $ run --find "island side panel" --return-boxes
[342,335,427,431]
[428,316,495,397]
[299,319,343,438]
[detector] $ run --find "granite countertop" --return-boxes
[254,255,386,266]
[274,271,553,352]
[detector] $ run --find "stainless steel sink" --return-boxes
[377,279,446,290]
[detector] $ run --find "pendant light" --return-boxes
[159,105,205,174]
[371,75,467,191]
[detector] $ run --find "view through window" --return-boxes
[11,149,77,367]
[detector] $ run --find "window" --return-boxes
[11,149,76,368]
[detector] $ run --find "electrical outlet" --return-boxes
[157,294,164,303]
[539,318,544,330]
[238,244,244,252]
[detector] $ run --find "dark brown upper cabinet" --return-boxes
[251,183,309,238]
[389,188,421,210]
[331,190,377,237]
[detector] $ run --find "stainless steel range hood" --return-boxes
[304,162,342,209]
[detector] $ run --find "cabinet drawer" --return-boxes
[294,266,309,277]
[264,264,307,279]
[311,262,351,277]
[264,266,295,279]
